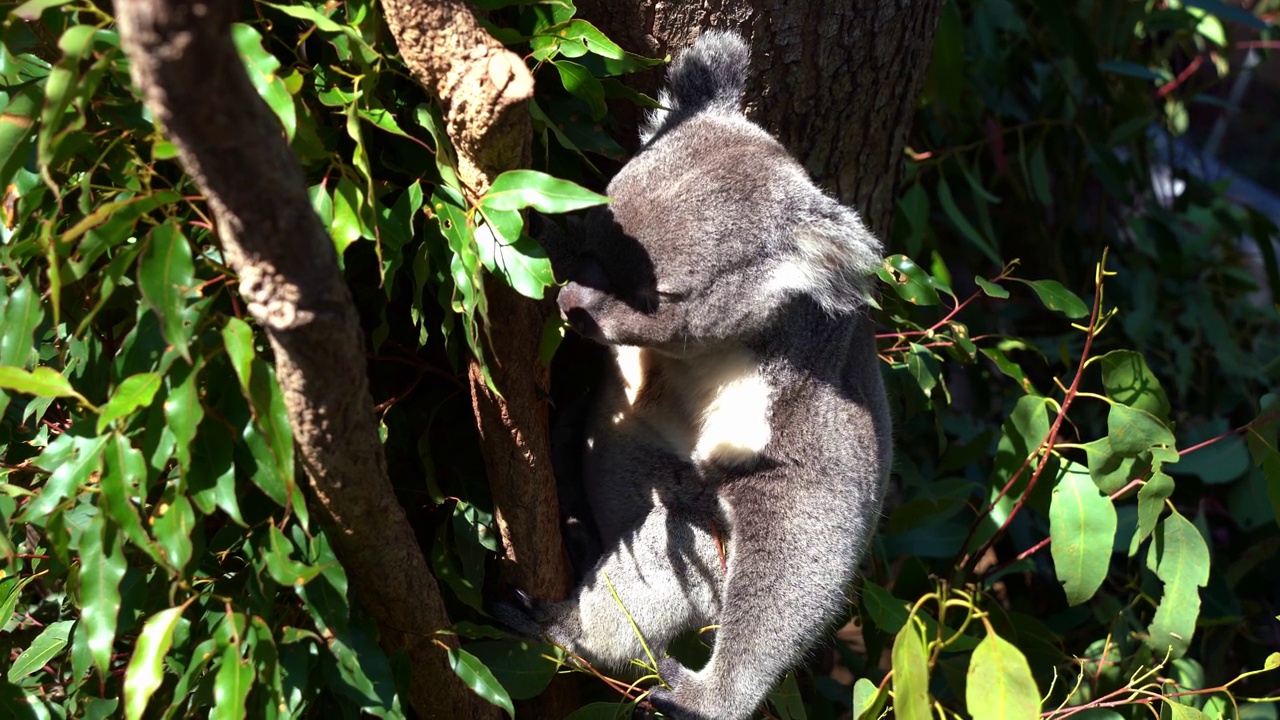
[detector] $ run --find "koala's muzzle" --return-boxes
[558,258,611,338]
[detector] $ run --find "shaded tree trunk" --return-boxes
[578,0,943,238]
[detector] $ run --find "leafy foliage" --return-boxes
[1,0,1278,718]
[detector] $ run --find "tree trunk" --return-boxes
[115,2,495,718]
[380,0,574,606]
[577,0,943,238]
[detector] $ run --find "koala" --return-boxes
[506,30,892,720]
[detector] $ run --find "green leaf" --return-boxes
[137,222,196,363]
[97,372,162,433]
[7,620,74,681]
[80,512,126,676]
[188,414,245,526]
[213,644,254,720]
[768,671,806,720]
[474,212,555,300]
[936,174,1000,266]
[1165,701,1213,720]
[906,343,940,395]
[482,170,610,213]
[25,434,109,520]
[153,494,195,571]
[1082,437,1147,494]
[11,0,74,20]
[1183,0,1270,30]
[447,647,515,718]
[232,23,296,140]
[163,359,204,472]
[853,677,886,720]
[1108,404,1177,456]
[0,575,41,631]
[463,640,561,701]
[965,631,1040,720]
[1050,461,1118,605]
[221,317,255,391]
[1146,511,1210,658]
[974,275,1009,299]
[0,366,90,406]
[124,606,186,720]
[261,525,323,587]
[553,60,608,120]
[0,281,45,368]
[877,254,942,306]
[980,345,1038,395]
[242,358,296,509]
[890,619,931,720]
[102,434,162,565]
[1129,470,1174,557]
[1016,278,1089,319]
[1098,350,1170,422]
[1026,142,1053,207]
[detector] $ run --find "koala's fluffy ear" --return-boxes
[641,30,749,143]
[772,201,884,315]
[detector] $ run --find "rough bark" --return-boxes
[578,0,944,238]
[380,0,533,195]
[114,2,494,717]
[380,0,574,604]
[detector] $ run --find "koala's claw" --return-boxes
[490,588,545,639]
[634,659,709,720]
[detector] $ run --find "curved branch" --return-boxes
[115,1,493,717]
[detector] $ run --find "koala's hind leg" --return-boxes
[649,503,859,720]
[540,504,724,670]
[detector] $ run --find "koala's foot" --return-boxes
[639,658,718,720]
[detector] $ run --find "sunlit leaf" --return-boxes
[890,619,930,720]
[79,512,126,676]
[0,366,90,405]
[1050,461,1117,605]
[97,372,162,433]
[137,222,195,363]
[877,254,942,306]
[482,170,610,213]
[7,620,73,682]
[0,281,45,368]
[124,606,186,720]
[1129,470,1173,556]
[1015,278,1089,319]
[1098,350,1170,422]
[447,647,515,718]
[1108,404,1176,456]
[212,643,254,720]
[965,631,1040,719]
[1146,511,1210,658]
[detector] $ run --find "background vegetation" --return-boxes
[0,0,1277,718]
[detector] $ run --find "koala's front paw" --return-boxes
[490,588,547,639]
[640,659,715,720]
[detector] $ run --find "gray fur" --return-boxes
[523,31,892,720]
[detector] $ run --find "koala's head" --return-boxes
[553,31,882,355]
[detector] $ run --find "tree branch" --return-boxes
[114,2,493,717]
[380,0,573,603]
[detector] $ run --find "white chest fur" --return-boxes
[611,345,773,468]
